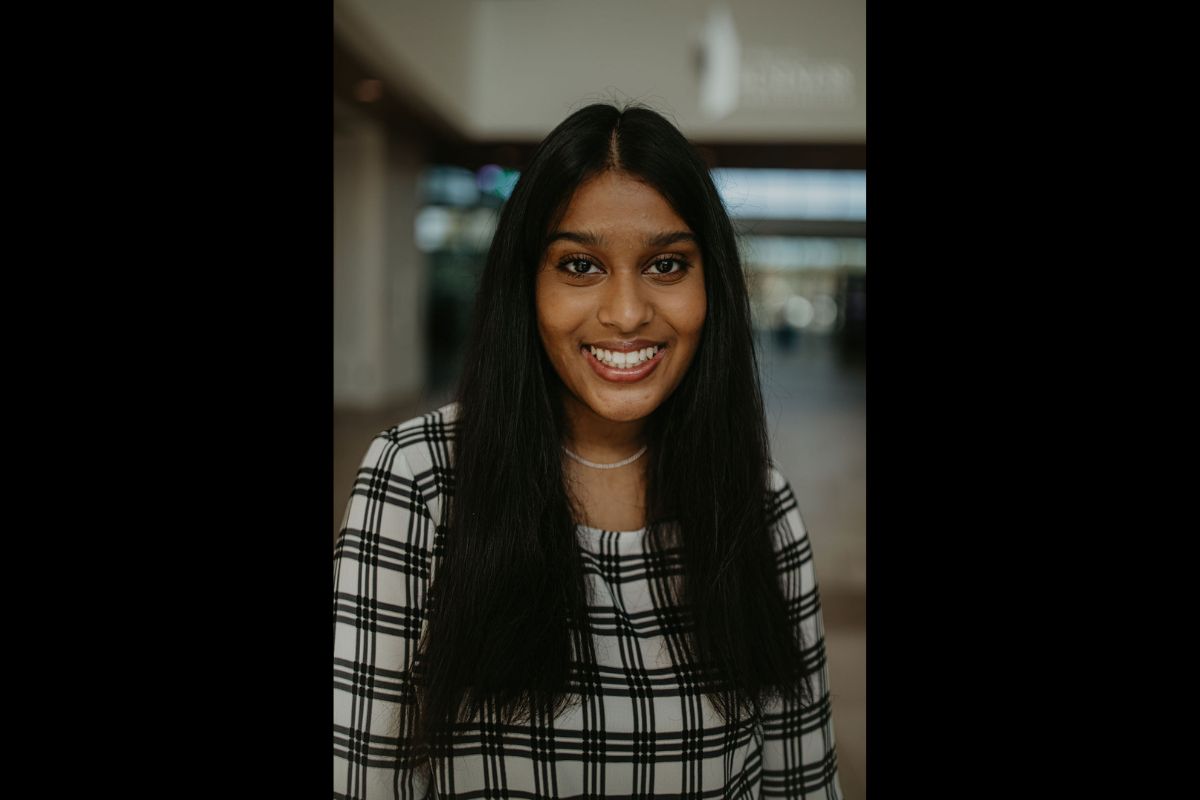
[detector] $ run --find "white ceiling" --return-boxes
[334,0,865,142]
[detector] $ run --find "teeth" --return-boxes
[588,345,660,368]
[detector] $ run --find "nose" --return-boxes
[596,270,654,331]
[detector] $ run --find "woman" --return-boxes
[334,103,844,799]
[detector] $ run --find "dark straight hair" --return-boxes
[413,102,813,755]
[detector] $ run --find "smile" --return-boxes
[580,344,667,383]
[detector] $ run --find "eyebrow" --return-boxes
[545,230,697,248]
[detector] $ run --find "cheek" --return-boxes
[668,284,707,341]
[535,283,579,349]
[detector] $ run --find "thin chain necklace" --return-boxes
[562,444,648,470]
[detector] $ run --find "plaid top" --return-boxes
[334,403,843,800]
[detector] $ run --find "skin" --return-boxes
[535,170,707,529]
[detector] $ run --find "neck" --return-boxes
[561,393,649,463]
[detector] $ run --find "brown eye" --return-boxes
[648,258,687,276]
[557,256,602,279]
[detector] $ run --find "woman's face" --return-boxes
[535,170,707,426]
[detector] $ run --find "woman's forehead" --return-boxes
[545,228,697,251]
[552,172,692,240]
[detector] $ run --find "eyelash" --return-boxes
[556,254,692,281]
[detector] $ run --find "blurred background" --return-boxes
[333,1,864,796]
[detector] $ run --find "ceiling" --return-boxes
[334,0,865,155]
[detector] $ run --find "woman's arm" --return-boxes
[760,467,844,799]
[334,433,438,800]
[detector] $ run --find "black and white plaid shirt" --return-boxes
[334,403,843,799]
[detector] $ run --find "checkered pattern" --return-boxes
[334,403,843,799]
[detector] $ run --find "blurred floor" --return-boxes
[759,332,866,800]
[333,333,866,799]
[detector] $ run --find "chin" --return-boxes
[597,407,653,424]
[583,393,661,423]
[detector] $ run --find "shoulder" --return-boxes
[358,402,460,521]
[376,401,459,467]
[765,462,810,553]
[765,463,801,525]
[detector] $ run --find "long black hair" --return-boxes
[413,102,812,754]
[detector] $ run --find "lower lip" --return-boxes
[581,346,666,383]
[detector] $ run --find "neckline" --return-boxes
[576,522,647,537]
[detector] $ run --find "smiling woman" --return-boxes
[538,171,706,421]
[334,103,844,799]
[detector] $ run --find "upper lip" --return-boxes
[582,339,666,352]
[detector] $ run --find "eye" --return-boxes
[646,257,689,278]
[557,256,603,278]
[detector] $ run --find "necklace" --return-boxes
[562,444,648,470]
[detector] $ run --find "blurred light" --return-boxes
[742,236,865,270]
[784,295,815,329]
[414,207,454,253]
[712,169,866,220]
[476,164,521,201]
[812,294,839,331]
[495,169,519,200]
[476,164,502,193]
[414,206,499,254]
[422,166,480,207]
[354,79,383,103]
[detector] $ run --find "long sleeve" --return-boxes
[334,433,439,800]
[759,467,844,799]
